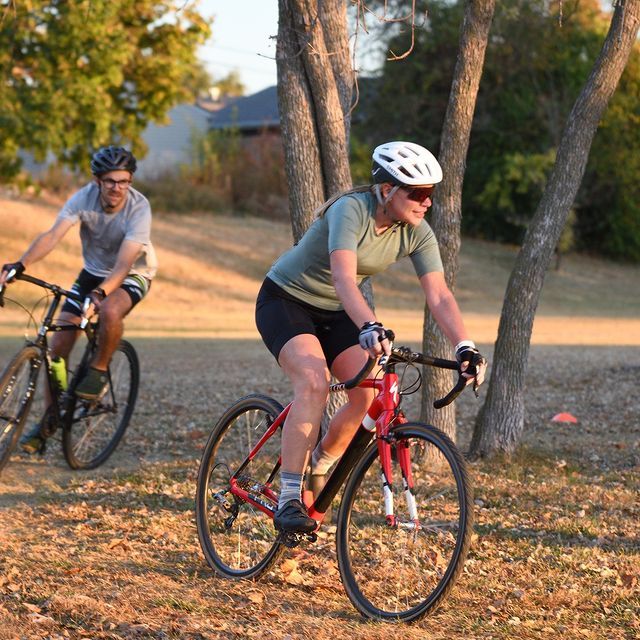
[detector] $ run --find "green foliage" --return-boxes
[349,134,374,185]
[354,0,639,261]
[0,0,211,179]
[475,149,557,242]
[578,44,640,261]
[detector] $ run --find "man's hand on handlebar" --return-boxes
[0,261,25,287]
[455,341,487,391]
[359,321,392,359]
[88,287,106,312]
[80,288,105,327]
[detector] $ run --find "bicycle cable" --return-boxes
[1,292,49,337]
[398,361,422,397]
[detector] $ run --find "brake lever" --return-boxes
[79,296,92,329]
[0,268,18,308]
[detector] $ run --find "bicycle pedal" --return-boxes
[277,531,302,548]
[276,530,318,548]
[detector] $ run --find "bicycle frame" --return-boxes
[3,273,95,429]
[226,363,419,529]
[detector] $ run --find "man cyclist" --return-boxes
[0,145,157,453]
[255,141,487,533]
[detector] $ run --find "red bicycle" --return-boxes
[195,332,474,622]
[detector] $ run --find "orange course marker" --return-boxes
[551,412,578,423]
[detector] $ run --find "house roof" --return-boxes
[208,86,279,132]
[208,78,379,133]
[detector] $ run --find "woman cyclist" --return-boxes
[255,141,487,533]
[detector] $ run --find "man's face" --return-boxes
[95,170,132,213]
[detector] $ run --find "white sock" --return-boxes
[311,446,340,476]
[279,471,304,509]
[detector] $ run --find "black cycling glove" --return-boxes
[455,341,486,377]
[1,261,25,282]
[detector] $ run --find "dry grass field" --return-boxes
[0,193,638,639]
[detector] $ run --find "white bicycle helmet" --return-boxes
[371,141,443,186]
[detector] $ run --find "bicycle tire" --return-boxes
[0,346,42,473]
[62,339,139,469]
[336,422,474,622]
[195,393,285,580]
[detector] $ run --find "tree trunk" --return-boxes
[421,0,496,441]
[277,1,352,244]
[277,1,357,428]
[276,1,325,241]
[471,0,640,457]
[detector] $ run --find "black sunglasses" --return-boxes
[403,185,435,202]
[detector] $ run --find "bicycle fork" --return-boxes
[378,434,421,530]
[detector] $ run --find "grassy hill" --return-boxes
[1,193,639,345]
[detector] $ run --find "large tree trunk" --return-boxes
[277,1,357,428]
[276,1,325,241]
[471,0,640,457]
[277,0,352,241]
[420,0,496,441]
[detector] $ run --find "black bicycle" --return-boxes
[0,271,139,473]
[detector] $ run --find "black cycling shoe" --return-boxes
[19,421,46,454]
[273,499,316,533]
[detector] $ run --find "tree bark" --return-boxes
[277,1,357,428]
[421,0,496,440]
[471,0,640,457]
[277,1,353,243]
[276,1,326,241]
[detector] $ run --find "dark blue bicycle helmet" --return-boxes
[90,145,137,176]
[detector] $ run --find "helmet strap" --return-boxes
[374,183,400,206]
[375,184,403,226]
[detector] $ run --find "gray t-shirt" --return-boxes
[57,182,157,279]
[267,191,443,310]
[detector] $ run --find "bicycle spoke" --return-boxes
[63,341,138,469]
[337,423,473,622]
[196,395,284,579]
[0,346,41,472]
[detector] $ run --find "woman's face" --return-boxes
[383,184,435,226]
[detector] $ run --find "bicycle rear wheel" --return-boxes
[336,422,473,622]
[62,339,139,469]
[195,394,284,580]
[0,346,42,473]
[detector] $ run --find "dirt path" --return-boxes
[0,339,638,639]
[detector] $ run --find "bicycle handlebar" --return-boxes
[0,271,84,306]
[329,357,377,392]
[329,329,469,409]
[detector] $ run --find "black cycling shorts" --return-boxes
[255,277,360,370]
[61,269,151,317]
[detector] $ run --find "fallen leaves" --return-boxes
[279,558,312,586]
[0,340,638,639]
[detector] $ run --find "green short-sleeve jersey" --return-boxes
[267,191,443,310]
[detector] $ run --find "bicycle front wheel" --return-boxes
[195,394,284,580]
[336,422,473,622]
[0,346,42,473]
[62,340,139,469]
